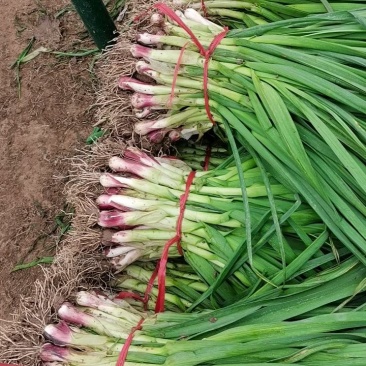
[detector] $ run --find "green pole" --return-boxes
[71,0,118,50]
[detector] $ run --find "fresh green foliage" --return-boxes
[11,37,36,97]
[12,257,54,272]
[86,127,106,144]
[55,206,74,244]
[175,0,366,28]
[40,5,366,366]
[51,48,99,58]
[131,9,366,267]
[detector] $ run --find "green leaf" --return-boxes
[276,84,366,196]
[251,74,321,192]
[86,127,106,144]
[52,48,99,58]
[11,37,36,68]
[21,47,49,63]
[12,257,54,272]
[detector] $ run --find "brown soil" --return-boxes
[0,0,98,324]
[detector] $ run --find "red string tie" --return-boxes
[201,0,208,17]
[168,42,189,107]
[153,3,229,125]
[115,172,196,365]
[154,171,196,313]
[115,318,145,366]
[116,263,159,311]
[204,145,212,171]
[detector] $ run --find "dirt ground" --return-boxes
[0,0,99,323]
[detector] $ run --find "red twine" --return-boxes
[115,318,145,366]
[201,0,208,17]
[115,172,195,365]
[134,3,228,124]
[116,291,145,303]
[154,3,228,125]
[203,28,228,125]
[155,170,196,313]
[144,263,160,305]
[168,42,189,107]
[116,263,159,311]
[114,265,159,365]
[117,5,224,364]
[154,3,206,54]
[204,145,212,171]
